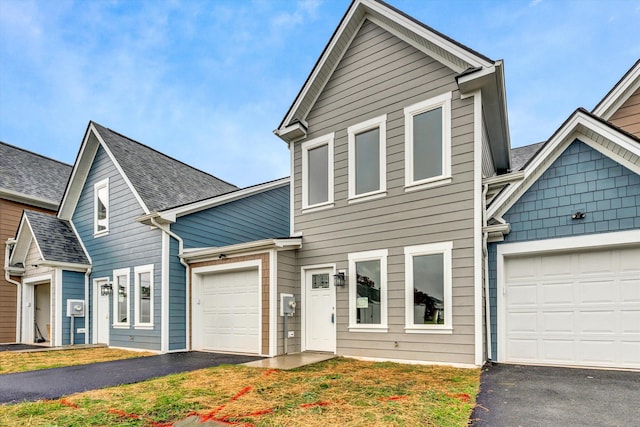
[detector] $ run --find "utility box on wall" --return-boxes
[66,299,85,317]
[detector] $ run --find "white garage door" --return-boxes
[201,269,259,354]
[504,246,640,369]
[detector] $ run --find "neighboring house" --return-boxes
[0,142,72,343]
[273,0,511,367]
[486,60,640,370]
[8,122,291,352]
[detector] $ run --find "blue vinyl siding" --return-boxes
[489,139,640,358]
[73,145,163,351]
[61,270,86,345]
[169,237,186,351]
[172,185,290,249]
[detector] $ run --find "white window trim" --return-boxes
[404,92,452,191]
[301,133,334,211]
[93,178,109,237]
[348,249,388,332]
[112,268,130,328]
[134,264,154,329]
[404,241,453,333]
[348,115,387,202]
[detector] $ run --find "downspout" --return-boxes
[84,267,92,344]
[4,239,22,342]
[482,183,493,361]
[149,218,189,352]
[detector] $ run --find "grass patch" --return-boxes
[0,348,154,374]
[0,358,479,426]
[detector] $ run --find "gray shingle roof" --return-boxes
[0,141,72,205]
[510,141,545,171]
[24,210,89,265]
[91,122,238,212]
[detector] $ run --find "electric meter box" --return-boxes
[66,299,85,317]
[280,293,296,316]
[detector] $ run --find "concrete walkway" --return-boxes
[471,363,640,427]
[243,351,336,370]
[0,351,261,404]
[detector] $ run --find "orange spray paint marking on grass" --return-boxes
[108,408,141,419]
[60,398,79,408]
[263,369,278,376]
[445,392,471,402]
[378,396,408,401]
[300,401,331,408]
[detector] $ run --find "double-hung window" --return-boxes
[348,249,388,331]
[301,133,334,210]
[404,242,453,333]
[404,92,452,190]
[94,179,109,236]
[348,115,386,201]
[113,268,130,328]
[134,265,153,328]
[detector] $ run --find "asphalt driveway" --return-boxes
[471,363,640,427]
[0,351,261,404]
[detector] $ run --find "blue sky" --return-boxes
[1,0,639,187]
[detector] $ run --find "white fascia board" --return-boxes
[159,177,290,219]
[0,189,59,211]
[279,0,493,130]
[68,219,92,265]
[488,111,640,220]
[8,216,34,266]
[592,62,640,120]
[363,0,492,70]
[58,127,100,220]
[38,260,91,271]
[93,128,150,215]
[482,170,524,187]
[181,238,302,263]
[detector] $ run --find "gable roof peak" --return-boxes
[592,59,640,120]
[275,0,495,139]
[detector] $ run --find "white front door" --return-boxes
[94,279,110,345]
[304,268,336,352]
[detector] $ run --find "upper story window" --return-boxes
[348,115,387,202]
[348,249,388,332]
[404,242,453,333]
[94,178,109,236]
[113,268,130,328]
[404,92,452,190]
[134,264,153,328]
[301,133,334,210]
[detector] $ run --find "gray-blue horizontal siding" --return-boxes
[169,237,186,350]
[173,185,290,249]
[489,139,640,358]
[72,145,162,351]
[61,270,86,345]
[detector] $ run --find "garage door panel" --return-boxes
[504,245,640,369]
[622,310,640,333]
[621,280,640,303]
[543,339,574,362]
[579,310,616,334]
[542,282,573,304]
[542,311,574,333]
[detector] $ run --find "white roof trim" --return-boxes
[592,60,640,120]
[58,123,149,220]
[9,215,43,267]
[488,110,640,220]
[157,177,290,219]
[0,189,59,211]
[181,237,302,263]
[278,0,493,132]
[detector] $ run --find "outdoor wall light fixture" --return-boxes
[333,271,346,286]
[100,282,113,296]
[571,211,586,220]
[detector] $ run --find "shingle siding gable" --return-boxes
[488,139,640,358]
